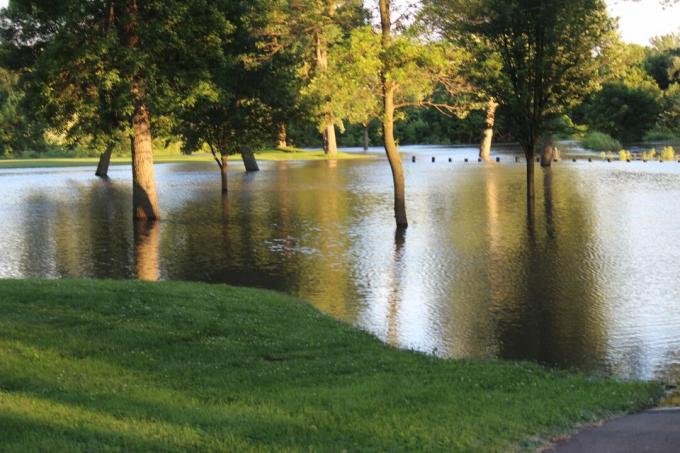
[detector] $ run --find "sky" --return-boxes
[0,0,677,46]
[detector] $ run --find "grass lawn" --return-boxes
[0,279,661,452]
[0,149,373,169]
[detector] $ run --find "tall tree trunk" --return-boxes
[479,99,497,161]
[220,154,228,193]
[277,123,287,149]
[316,32,338,158]
[380,0,407,229]
[241,148,260,172]
[363,124,369,151]
[126,0,159,220]
[540,134,554,167]
[95,142,115,178]
[131,96,160,220]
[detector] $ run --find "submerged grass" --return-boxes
[0,279,661,452]
[0,149,372,169]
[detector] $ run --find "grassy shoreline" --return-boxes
[0,279,661,452]
[0,149,373,169]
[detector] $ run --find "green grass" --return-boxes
[0,279,661,452]
[0,149,372,169]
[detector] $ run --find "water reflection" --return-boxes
[134,221,160,281]
[1,152,679,382]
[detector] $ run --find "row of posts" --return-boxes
[412,156,680,164]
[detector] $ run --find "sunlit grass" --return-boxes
[0,149,372,169]
[0,279,662,452]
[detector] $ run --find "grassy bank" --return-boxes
[0,149,372,169]
[0,279,660,452]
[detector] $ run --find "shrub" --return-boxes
[660,146,676,161]
[581,131,622,151]
[643,128,679,142]
[619,149,632,161]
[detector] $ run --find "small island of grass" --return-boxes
[0,279,661,452]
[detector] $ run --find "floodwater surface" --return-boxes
[2,145,680,383]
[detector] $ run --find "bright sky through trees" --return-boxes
[0,0,676,45]
[608,0,680,44]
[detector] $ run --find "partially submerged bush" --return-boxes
[581,131,622,151]
[619,149,633,161]
[660,146,676,161]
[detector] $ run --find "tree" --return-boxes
[0,67,47,155]
[377,0,470,228]
[644,34,680,90]
[423,0,612,212]
[173,1,277,193]
[1,0,222,219]
[261,0,366,156]
[583,81,661,143]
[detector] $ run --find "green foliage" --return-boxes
[0,279,662,452]
[424,0,613,155]
[0,68,48,155]
[581,131,622,151]
[644,33,680,89]
[657,83,680,136]
[644,127,679,141]
[583,82,662,142]
[1,0,226,155]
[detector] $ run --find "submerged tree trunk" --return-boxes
[131,96,160,220]
[540,134,554,167]
[241,148,260,172]
[277,123,287,149]
[479,99,498,161]
[379,0,407,229]
[95,142,115,178]
[133,220,160,281]
[363,124,369,151]
[525,143,536,230]
[324,123,338,157]
[220,154,228,193]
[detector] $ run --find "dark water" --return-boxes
[2,145,680,383]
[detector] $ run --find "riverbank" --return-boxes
[0,148,373,169]
[0,279,661,452]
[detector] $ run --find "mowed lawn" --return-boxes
[0,279,661,452]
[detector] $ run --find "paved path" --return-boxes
[548,408,680,452]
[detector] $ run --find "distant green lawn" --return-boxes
[0,149,373,169]
[0,279,661,452]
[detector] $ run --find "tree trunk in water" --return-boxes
[363,125,369,151]
[95,142,115,178]
[126,0,159,220]
[325,123,338,157]
[380,0,407,229]
[525,147,536,231]
[134,220,160,281]
[479,99,497,161]
[277,123,287,149]
[541,135,554,167]
[220,154,228,193]
[241,149,259,172]
[131,98,160,220]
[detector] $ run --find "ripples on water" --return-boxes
[1,145,679,383]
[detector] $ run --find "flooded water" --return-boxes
[1,145,680,383]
